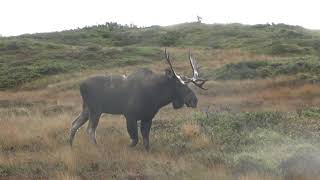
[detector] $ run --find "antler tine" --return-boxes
[191,79,208,90]
[164,48,174,71]
[187,50,208,90]
[189,50,199,80]
[189,50,195,78]
[164,48,185,84]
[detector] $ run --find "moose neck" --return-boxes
[154,76,176,109]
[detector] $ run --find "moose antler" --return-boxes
[164,48,186,85]
[185,50,208,90]
[164,49,208,89]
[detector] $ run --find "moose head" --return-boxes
[164,49,207,109]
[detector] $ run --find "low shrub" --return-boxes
[211,58,320,80]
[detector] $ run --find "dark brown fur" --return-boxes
[69,68,197,150]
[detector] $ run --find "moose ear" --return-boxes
[165,69,174,79]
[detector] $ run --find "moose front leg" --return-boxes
[141,120,152,151]
[126,117,138,147]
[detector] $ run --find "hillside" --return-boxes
[1,22,320,179]
[1,22,320,89]
[19,22,320,56]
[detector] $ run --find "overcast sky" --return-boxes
[0,0,319,36]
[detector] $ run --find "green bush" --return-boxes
[194,111,283,152]
[86,45,101,51]
[0,40,31,51]
[0,46,162,89]
[160,31,182,46]
[211,58,320,80]
[187,110,320,174]
[232,154,272,174]
[271,42,309,55]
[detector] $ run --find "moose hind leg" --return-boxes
[87,111,101,144]
[126,118,138,147]
[141,120,152,151]
[69,110,89,146]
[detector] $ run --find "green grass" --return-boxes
[0,43,162,89]
[19,22,320,56]
[2,22,320,89]
[210,56,320,80]
[165,109,320,175]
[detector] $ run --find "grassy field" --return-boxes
[1,23,320,179]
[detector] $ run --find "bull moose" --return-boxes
[69,49,207,150]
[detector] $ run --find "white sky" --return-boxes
[0,0,319,36]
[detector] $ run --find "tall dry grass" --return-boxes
[0,90,288,179]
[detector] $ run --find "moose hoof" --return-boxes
[144,146,150,152]
[129,140,138,147]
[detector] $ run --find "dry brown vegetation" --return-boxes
[1,48,320,179]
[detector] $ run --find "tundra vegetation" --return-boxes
[0,22,320,179]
